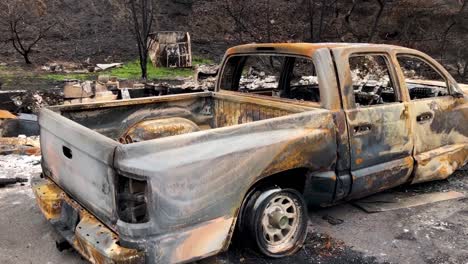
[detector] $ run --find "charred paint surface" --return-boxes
[348,157,414,199]
[32,176,144,264]
[114,109,336,230]
[120,117,201,144]
[40,108,119,228]
[39,89,337,263]
[110,96,336,263]
[332,45,467,195]
[34,43,468,264]
[59,93,213,140]
[412,144,468,184]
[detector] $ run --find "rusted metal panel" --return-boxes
[348,157,414,199]
[113,110,337,263]
[410,97,467,156]
[409,95,468,183]
[331,44,467,195]
[388,48,468,184]
[0,110,16,119]
[148,216,235,263]
[32,176,144,264]
[312,48,342,111]
[119,117,201,144]
[39,108,120,227]
[225,43,399,60]
[331,47,415,196]
[212,95,294,127]
[412,144,468,184]
[56,93,212,140]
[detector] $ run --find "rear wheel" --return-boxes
[242,188,308,257]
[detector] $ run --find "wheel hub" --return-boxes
[269,211,289,229]
[261,195,299,246]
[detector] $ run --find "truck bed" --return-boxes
[39,92,327,228]
[53,91,316,141]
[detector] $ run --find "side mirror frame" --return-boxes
[453,91,465,99]
[449,83,465,99]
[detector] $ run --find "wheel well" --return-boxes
[238,167,309,220]
[232,167,309,244]
[250,168,309,194]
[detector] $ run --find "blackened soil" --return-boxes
[199,232,384,264]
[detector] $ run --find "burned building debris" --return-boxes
[148,31,192,68]
[0,177,28,187]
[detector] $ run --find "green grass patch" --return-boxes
[40,73,97,82]
[108,60,194,80]
[35,56,214,82]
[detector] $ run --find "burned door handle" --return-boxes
[416,112,433,123]
[354,124,372,135]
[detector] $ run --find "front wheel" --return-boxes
[243,188,308,257]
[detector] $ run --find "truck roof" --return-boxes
[226,43,406,57]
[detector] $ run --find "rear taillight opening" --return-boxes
[117,175,149,224]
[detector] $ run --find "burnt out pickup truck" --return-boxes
[32,43,468,264]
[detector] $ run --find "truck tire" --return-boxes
[242,188,308,258]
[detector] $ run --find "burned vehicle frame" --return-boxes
[32,43,467,264]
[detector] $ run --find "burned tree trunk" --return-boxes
[127,0,158,80]
[308,0,315,41]
[368,0,387,42]
[317,0,327,42]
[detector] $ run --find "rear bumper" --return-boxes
[31,176,144,264]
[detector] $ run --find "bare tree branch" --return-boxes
[0,0,57,64]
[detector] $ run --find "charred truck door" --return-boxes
[394,52,468,184]
[333,48,414,198]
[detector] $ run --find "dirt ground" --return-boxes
[0,155,467,264]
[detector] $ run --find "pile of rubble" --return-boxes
[41,62,123,74]
[0,154,41,189]
[141,64,219,93]
[0,136,40,156]
[63,76,119,104]
[239,72,319,91]
[0,89,63,114]
[63,64,219,103]
[0,109,40,188]
[0,110,40,156]
[240,74,278,90]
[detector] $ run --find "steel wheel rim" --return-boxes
[261,195,299,248]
